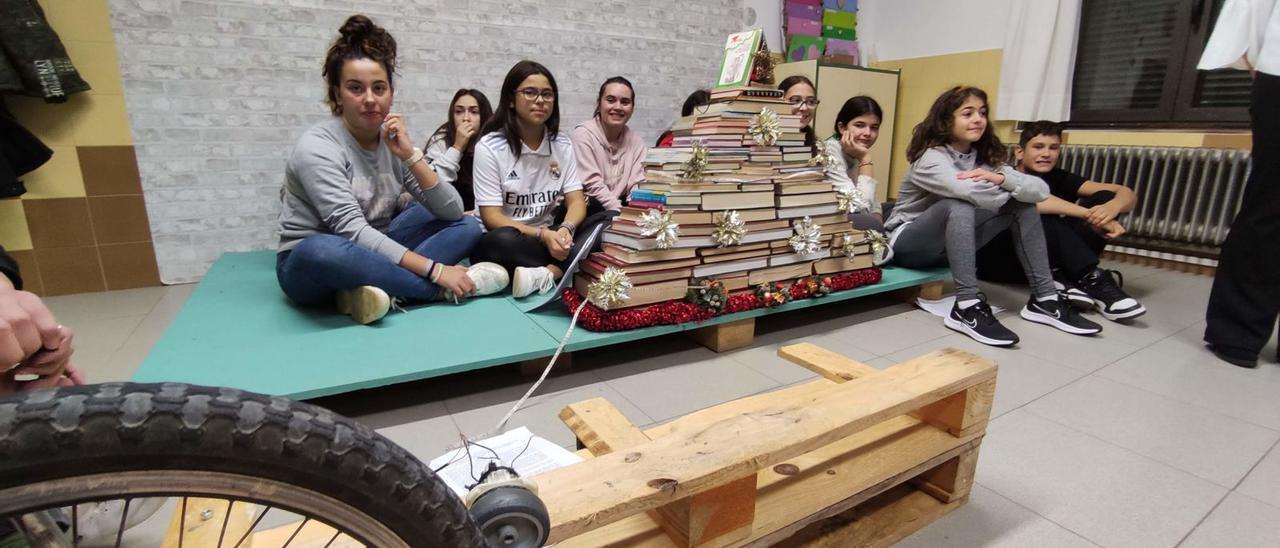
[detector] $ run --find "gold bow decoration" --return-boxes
[587,267,633,310]
[680,142,708,181]
[712,210,747,247]
[843,229,889,263]
[788,216,823,254]
[808,146,837,168]
[864,229,889,263]
[638,208,680,249]
[835,185,865,214]
[748,107,782,147]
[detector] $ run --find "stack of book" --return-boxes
[575,83,877,310]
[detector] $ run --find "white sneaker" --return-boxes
[441,262,511,302]
[512,266,557,298]
[335,285,391,324]
[468,262,510,296]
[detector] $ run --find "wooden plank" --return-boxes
[561,398,650,455]
[916,378,996,438]
[771,484,966,548]
[688,318,755,352]
[536,348,996,543]
[561,398,757,547]
[745,437,980,547]
[777,343,879,382]
[161,498,256,548]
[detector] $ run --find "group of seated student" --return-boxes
[277,15,641,324]
[886,86,1147,347]
[279,15,1144,340]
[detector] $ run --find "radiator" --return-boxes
[1032,145,1251,259]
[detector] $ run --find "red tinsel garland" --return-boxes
[562,267,882,332]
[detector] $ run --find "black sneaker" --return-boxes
[1077,269,1146,321]
[1053,270,1093,308]
[945,299,1020,347]
[1021,295,1103,336]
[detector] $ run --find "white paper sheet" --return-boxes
[428,427,583,498]
[916,296,1004,318]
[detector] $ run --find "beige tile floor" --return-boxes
[44,261,1280,547]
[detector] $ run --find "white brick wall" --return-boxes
[109,0,746,283]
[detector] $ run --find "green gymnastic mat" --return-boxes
[134,251,560,399]
[520,266,951,353]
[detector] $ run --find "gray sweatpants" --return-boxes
[892,198,1055,301]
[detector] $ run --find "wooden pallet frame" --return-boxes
[538,341,996,547]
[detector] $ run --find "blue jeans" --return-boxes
[277,205,483,305]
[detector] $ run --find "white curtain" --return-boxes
[996,0,1083,121]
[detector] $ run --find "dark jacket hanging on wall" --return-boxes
[0,98,52,198]
[0,0,90,102]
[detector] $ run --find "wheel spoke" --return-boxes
[282,518,310,548]
[113,498,131,548]
[177,497,188,548]
[232,506,269,548]
[322,530,340,547]
[215,499,233,548]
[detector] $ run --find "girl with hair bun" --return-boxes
[276,14,507,324]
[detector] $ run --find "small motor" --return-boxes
[465,462,550,548]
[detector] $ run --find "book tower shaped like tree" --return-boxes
[576,84,877,310]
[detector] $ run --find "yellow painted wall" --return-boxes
[874,49,1007,196]
[1,0,132,252]
[873,48,1250,197]
[0,0,160,295]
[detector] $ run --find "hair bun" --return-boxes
[338,14,376,41]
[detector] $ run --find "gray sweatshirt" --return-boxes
[884,145,1048,233]
[278,117,465,263]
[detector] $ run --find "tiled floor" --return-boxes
[49,261,1280,547]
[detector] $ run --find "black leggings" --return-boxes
[470,198,614,275]
[977,191,1114,284]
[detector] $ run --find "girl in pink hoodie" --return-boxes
[569,76,648,212]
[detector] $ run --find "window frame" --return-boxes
[1068,0,1250,129]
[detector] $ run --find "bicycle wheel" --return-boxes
[0,383,487,547]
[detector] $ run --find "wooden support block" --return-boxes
[520,351,572,376]
[911,447,980,504]
[162,498,256,548]
[560,398,758,547]
[777,342,879,383]
[916,378,996,438]
[895,280,945,303]
[688,318,755,353]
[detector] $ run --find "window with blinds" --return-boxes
[1070,0,1249,127]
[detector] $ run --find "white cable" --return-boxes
[481,300,588,440]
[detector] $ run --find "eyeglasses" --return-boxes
[517,88,556,102]
[787,97,820,108]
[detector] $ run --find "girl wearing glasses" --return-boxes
[471,60,591,298]
[570,76,647,212]
[424,89,493,212]
[276,15,507,325]
[779,75,819,154]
